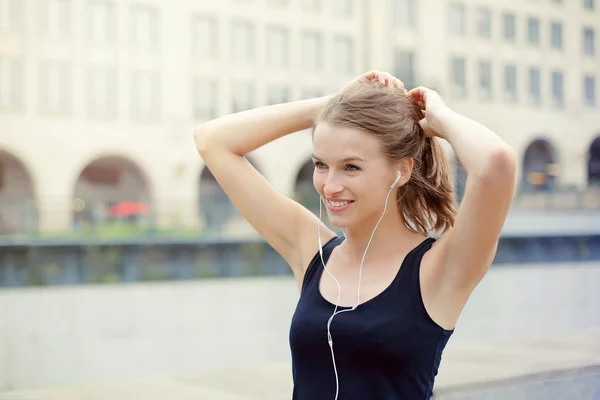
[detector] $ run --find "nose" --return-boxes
[322,172,344,197]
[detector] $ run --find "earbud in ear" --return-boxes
[390,170,402,189]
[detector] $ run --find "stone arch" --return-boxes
[0,149,38,235]
[587,136,600,188]
[71,155,153,232]
[198,155,262,235]
[454,158,467,203]
[293,158,320,213]
[521,138,559,193]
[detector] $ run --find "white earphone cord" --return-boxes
[317,171,401,400]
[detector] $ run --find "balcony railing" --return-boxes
[0,189,599,240]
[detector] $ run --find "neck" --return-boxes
[340,207,425,265]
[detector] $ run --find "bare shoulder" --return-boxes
[291,217,337,290]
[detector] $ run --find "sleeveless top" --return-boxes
[289,236,454,400]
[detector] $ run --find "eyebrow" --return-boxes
[312,154,366,163]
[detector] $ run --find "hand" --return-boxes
[342,70,406,92]
[407,86,452,138]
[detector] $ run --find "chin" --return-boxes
[326,212,354,230]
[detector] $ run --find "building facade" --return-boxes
[0,0,598,237]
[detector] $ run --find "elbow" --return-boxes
[479,146,517,185]
[193,125,215,156]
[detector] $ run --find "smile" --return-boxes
[326,199,354,212]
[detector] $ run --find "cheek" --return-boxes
[312,171,324,193]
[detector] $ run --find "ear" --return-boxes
[394,158,414,186]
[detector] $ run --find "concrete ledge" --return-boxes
[1,332,599,400]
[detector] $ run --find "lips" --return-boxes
[325,198,354,212]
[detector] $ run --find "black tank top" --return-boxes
[289,236,454,400]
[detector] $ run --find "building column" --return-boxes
[35,178,73,234]
[151,162,201,231]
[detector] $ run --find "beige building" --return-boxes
[365,0,600,200]
[0,0,598,237]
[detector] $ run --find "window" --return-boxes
[527,17,540,46]
[87,66,117,118]
[450,57,466,96]
[192,16,217,59]
[301,0,321,12]
[0,57,22,109]
[231,21,254,63]
[131,5,158,49]
[333,36,354,74]
[43,0,71,39]
[131,71,160,119]
[394,50,415,89]
[267,86,290,105]
[551,71,564,107]
[448,3,465,36]
[232,82,254,112]
[478,60,492,100]
[267,0,288,6]
[332,0,353,16]
[503,13,516,42]
[584,76,596,106]
[476,8,491,38]
[528,68,541,105]
[584,28,595,56]
[551,22,563,50]
[583,0,595,10]
[267,26,290,67]
[0,0,20,31]
[392,0,416,28]
[504,64,517,103]
[301,31,322,71]
[193,78,218,119]
[39,60,71,113]
[88,0,115,44]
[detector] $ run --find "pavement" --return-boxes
[1,331,599,400]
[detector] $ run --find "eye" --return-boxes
[345,164,360,172]
[313,161,326,169]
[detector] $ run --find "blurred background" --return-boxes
[0,0,599,398]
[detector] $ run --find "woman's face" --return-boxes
[311,123,398,229]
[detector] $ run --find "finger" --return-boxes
[382,72,399,89]
[408,86,428,108]
[361,69,380,82]
[381,72,394,88]
[386,73,397,89]
[419,118,435,137]
[407,86,427,99]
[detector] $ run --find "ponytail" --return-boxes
[397,136,457,236]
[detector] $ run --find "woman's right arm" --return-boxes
[193,96,337,280]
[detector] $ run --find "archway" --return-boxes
[0,151,38,235]
[521,139,559,193]
[198,156,261,235]
[588,136,600,188]
[293,158,336,228]
[71,156,151,233]
[294,159,319,214]
[455,159,467,203]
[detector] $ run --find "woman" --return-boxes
[193,70,516,400]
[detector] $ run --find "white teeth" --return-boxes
[329,200,350,207]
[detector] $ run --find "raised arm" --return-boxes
[410,86,517,294]
[193,96,337,284]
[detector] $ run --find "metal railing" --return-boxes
[0,189,599,239]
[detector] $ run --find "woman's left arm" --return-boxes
[410,87,517,292]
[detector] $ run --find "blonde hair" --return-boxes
[313,83,456,236]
